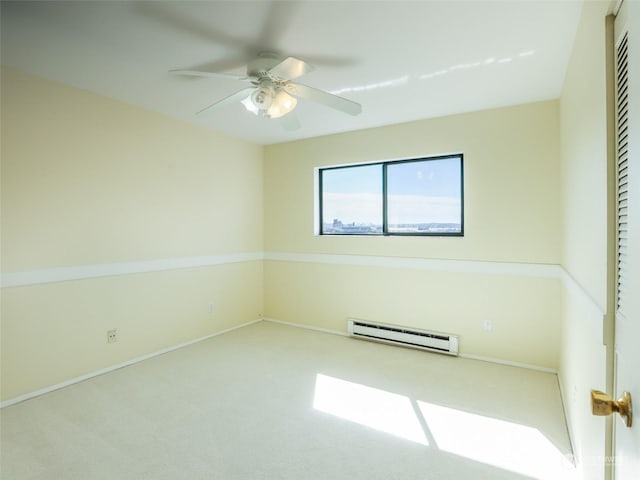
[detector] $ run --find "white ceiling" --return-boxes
[1,0,583,145]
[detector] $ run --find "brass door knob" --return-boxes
[591,390,633,427]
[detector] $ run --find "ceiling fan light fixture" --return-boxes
[251,85,274,110]
[266,90,297,119]
[241,87,297,119]
[241,95,260,115]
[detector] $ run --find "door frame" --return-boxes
[606,1,634,478]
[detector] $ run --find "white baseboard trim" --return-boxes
[2,316,560,408]
[0,318,263,409]
[556,373,578,464]
[458,353,558,374]
[262,317,350,337]
[263,317,558,374]
[1,252,264,288]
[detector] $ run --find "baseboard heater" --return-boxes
[347,319,459,356]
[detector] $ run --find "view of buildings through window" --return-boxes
[320,155,463,235]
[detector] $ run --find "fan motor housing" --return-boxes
[247,52,281,79]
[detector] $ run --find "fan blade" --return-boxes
[196,87,254,115]
[268,57,315,81]
[134,2,247,50]
[182,57,250,77]
[170,69,249,81]
[293,54,357,69]
[280,111,301,131]
[257,1,300,49]
[284,83,362,116]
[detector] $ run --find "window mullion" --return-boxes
[382,163,388,235]
[319,169,324,234]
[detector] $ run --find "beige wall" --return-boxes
[1,68,263,271]
[1,67,264,401]
[266,101,561,263]
[560,2,610,310]
[263,101,563,370]
[1,262,263,400]
[558,1,612,479]
[265,261,561,368]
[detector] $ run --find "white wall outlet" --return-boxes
[107,329,117,343]
[208,302,215,314]
[483,320,493,332]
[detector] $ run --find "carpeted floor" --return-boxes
[0,320,576,479]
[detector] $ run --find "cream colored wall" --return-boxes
[263,101,563,369]
[265,261,561,368]
[1,262,263,401]
[558,1,612,479]
[560,288,608,480]
[1,68,263,271]
[0,67,264,401]
[560,2,610,311]
[266,101,561,263]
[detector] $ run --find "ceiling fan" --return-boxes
[170,52,362,126]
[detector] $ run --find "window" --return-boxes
[319,154,463,236]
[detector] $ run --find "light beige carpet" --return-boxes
[1,320,576,479]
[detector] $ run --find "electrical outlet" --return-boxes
[107,329,117,344]
[208,302,215,314]
[483,320,493,332]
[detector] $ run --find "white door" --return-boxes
[613,1,640,478]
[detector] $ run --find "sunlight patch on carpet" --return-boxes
[313,374,429,446]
